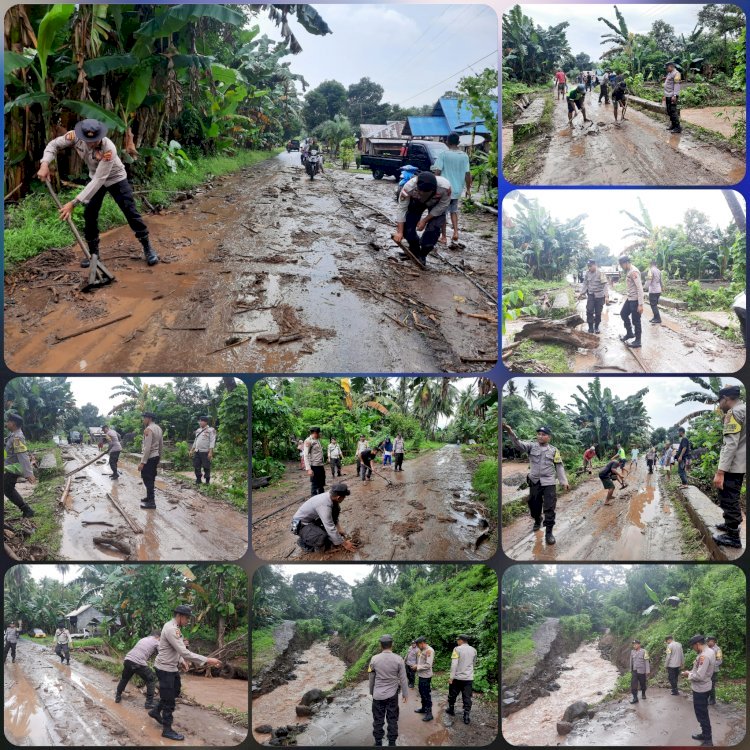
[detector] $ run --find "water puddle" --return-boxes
[4,662,55,745]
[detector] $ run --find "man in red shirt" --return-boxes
[554,69,567,100]
[583,446,596,475]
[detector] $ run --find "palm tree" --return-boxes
[722,190,746,229]
[410,379,459,438]
[598,5,633,60]
[621,198,657,255]
[524,380,538,409]
[109,377,150,415]
[504,381,518,397]
[674,377,745,424]
[56,565,71,590]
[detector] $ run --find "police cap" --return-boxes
[587,258,596,266]
[174,604,193,616]
[7,413,23,427]
[379,634,394,645]
[537,426,552,435]
[689,634,705,646]
[618,255,631,264]
[416,172,437,192]
[331,483,350,497]
[718,385,741,400]
[74,118,108,143]
[309,426,321,434]
[415,636,427,644]
[665,61,676,68]
[457,634,470,642]
[706,635,717,642]
[632,639,641,644]
[142,411,156,419]
[198,415,210,423]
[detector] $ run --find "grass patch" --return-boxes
[75,652,123,678]
[501,497,528,527]
[472,458,498,518]
[501,626,536,685]
[508,339,571,373]
[662,474,710,561]
[503,94,554,185]
[716,679,746,704]
[685,312,744,344]
[208,705,248,728]
[251,626,277,674]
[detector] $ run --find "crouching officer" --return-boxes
[447,634,477,725]
[369,634,408,747]
[502,423,569,545]
[4,413,37,518]
[291,484,357,554]
[189,416,216,485]
[151,605,222,741]
[629,639,650,703]
[712,385,745,549]
[682,634,716,746]
[116,630,160,707]
[706,636,723,705]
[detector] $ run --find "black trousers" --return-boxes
[709,672,718,701]
[404,206,445,260]
[406,664,416,687]
[631,671,647,696]
[156,668,181,728]
[418,676,432,712]
[117,658,157,700]
[717,472,744,530]
[84,178,148,252]
[448,679,473,712]
[666,96,681,130]
[599,84,609,103]
[109,450,121,477]
[330,457,341,476]
[394,453,404,471]
[3,473,27,511]
[141,456,160,502]
[372,693,400,743]
[55,643,70,662]
[529,480,557,530]
[648,292,662,322]
[692,690,712,739]
[620,299,642,340]
[585,295,605,328]
[4,641,17,662]
[297,522,333,552]
[310,465,326,496]
[193,451,211,483]
[647,459,655,474]
[667,666,680,691]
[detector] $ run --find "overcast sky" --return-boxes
[507,376,742,430]
[504,190,742,252]
[21,565,83,583]
[254,4,498,106]
[516,4,713,61]
[272,564,374,586]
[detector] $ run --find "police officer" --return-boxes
[578,259,609,334]
[629,639,650,703]
[404,640,419,688]
[291,484,357,554]
[151,604,222,741]
[4,621,19,664]
[664,62,682,133]
[327,438,343,477]
[4,413,37,517]
[116,630,160,707]
[393,434,405,472]
[619,255,644,349]
[682,634,715,746]
[706,636,723,705]
[712,385,745,549]
[502,423,569,545]
[664,635,684,695]
[414,636,435,722]
[447,634,477,725]
[138,412,163,509]
[37,119,159,267]
[369,634,409,747]
[99,422,122,480]
[304,427,326,497]
[356,435,369,477]
[55,621,71,664]
[189,416,216,485]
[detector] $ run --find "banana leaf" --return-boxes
[60,99,126,132]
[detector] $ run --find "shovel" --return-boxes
[45,180,115,292]
[362,462,394,486]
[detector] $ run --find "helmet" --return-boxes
[577,84,585,92]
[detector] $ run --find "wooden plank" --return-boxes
[55,314,132,343]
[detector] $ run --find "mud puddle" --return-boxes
[502,641,619,746]
[180,673,248,712]
[252,446,495,561]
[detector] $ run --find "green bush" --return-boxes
[560,614,593,645]
[473,458,498,517]
[171,441,191,471]
[679,83,712,108]
[296,618,325,640]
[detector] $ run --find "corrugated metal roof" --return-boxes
[405,117,451,136]
[436,97,498,131]
[66,604,96,617]
[360,121,405,139]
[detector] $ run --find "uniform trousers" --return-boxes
[3,473,27,511]
[117,658,157,700]
[4,641,17,662]
[155,669,181,727]
[418,676,432,712]
[666,96,681,131]
[192,451,211,483]
[667,666,680,692]
[141,456,160,502]
[372,693,400,743]
[404,206,445,261]
[394,453,404,471]
[620,299,642,339]
[448,679,473,711]
[309,465,326,496]
[528,480,557,530]
[692,690,712,739]
[84,179,148,253]
[631,671,647,696]
[329,457,342,476]
[718,472,744,530]
[648,292,662,322]
[109,450,121,478]
[585,294,605,329]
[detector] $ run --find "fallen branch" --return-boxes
[55,313,132,342]
[456,308,498,324]
[459,356,498,364]
[162,325,207,331]
[65,450,110,477]
[256,332,303,345]
[514,315,598,349]
[4,541,21,561]
[208,337,251,355]
[252,498,306,525]
[106,492,143,534]
[60,476,73,507]
[93,535,132,556]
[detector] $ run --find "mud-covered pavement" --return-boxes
[502,461,694,561]
[3,639,247,746]
[58,444,247,561]
[252,445,494,561]
[5,152,497,374]
[529,91,744,185]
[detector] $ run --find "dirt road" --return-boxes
[531,92,744,186]
[58,445,247,561]
[252,445,494,561]
[5,153,497,374]
[3,639,247,746]
[502,461,694,561]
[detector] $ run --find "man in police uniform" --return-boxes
[37,118,159,267]
[189,416,216,485]
[447,634,477,725]
[681,634,715,746]
[116,630,160,707]
[151,604,221,741]
[664,62,682,133]
[578,258,609,334]
[619,255,644,349]
[706,636,723,705]
[304,427,326,497]
[368,634,409,746]
[414,636,435,722]
[502,423,569,545]
[327,437,343,478]
[629,639,650,703]
[664,635,684,695]
[138,412,163,509]
[99,422,122,480]
[54,621,71,665]
[4,413,37,518]
[712,385,745,549]
[291,484,357,554]
[4,621,20,664]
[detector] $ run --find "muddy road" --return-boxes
[3,639,247,746]
[58,445,247,561]
[502,461,695,561]
[529,92,744,186]
[252,445,494,561]
[5,152,497,374]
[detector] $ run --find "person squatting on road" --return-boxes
[446,634,477,725]
[291,484,357,554]
[414,637,435,722]
[647,260,664,325]
[38,119,159,267]
[304,427,326,497]
[712,385,745,549]
[618,256,644,349]
[4,413,37,518]
[432,132,472,245]
[4,622,19,663]
[189,416,216,485]
[664,62,683,134]
[682,634,716,747]
[150,604,222,741]
[359,446,381,482]
[567,84,592,128]
[599,458,627,505]
[99,423,122,480]
[665,635,685,695]
[502,423,569,546]
[579,259,609,334]
[629,639,650,703]
[369,634,409,747]
[116,631,160,708]
[327,437,343,477]
[139,412,163,509]
[394,171,452,268]
[55,621,71,664]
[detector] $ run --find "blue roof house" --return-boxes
[403,97,498,137]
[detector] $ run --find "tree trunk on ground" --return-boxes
[513,315,599,348]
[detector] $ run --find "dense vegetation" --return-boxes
[253,565,498,696]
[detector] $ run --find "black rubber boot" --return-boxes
[21,504,35,518]
[162,727,185,741]
[115,693,122,703]
[715,523,729,532]
[141,237,159,266]
[374,742,383,747]
[445,707,455,716]
[630,696,639,704]
[388,742,397,747]
[594,326,601,333]
[422,713,433,722]
[620,332,634,341]
[713,532,742,548]
[140,501,157,509]
[414,708,426,714]
[144,698,156,709]
[641,692,647,700]
[628,339,642,348]
[532,521,542,531]
[463,711,470,725]
[708,697,716,705]
[148,707,163,724]
[692,734,706,741]
[545,532,556,545]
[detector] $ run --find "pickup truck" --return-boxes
[360,141,448,180]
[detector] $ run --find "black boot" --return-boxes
[445,706,455,716]
[587,326,594,333]
[148,707,164,724]
[630,695,639,704]
[414,708,426,714]
[162,727,185,741]
[692,734,706,741]
[388,742,397,747]
[708,697,716,705]
[140,500,157,509]
[620,332,634,341]
[374,742,383,747]
[545,532,556,545]
[713,531,742,548]
[641,692,647,700]
[144,698,156,709]
[141,237,159,266]
[532,520,542,531]
[594,326,601,334]
[21,503,35,518]
[115,693,122,703]
[422,713,434,722]
[463,711,470,725]
[628,339,642,348]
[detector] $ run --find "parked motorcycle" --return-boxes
[305,150,322,179]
